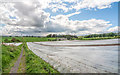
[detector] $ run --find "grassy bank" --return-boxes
[2,44,22,73]
[24,43,59,73]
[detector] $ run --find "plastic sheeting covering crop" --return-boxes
[27,39,118,73]
[3,43,22,46]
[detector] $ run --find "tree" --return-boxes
[47,34,52,37]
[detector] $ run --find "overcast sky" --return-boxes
[0,0,120,36]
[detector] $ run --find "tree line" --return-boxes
[83,32,119,38]
[46,34,78,40]
[46,32,120,39]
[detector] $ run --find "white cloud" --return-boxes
[46,15,112,35]
[0,0,119,13]
[41,0,120,12]
[107,26,120,33]
[70,0,120,11]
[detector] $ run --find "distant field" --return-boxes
[2,37,56,43]
[76,37,118,40]
[2,36,119,43]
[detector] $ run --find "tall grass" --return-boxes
[2,44,22,73]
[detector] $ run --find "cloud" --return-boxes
[1,2,49,36]
[107,26,120,33]
[45,16,112,35]
[0,1,118,36]
[43,0,120,12]
[70,0,120,11]
[0,0,119,13]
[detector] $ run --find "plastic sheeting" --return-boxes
[27,39,118,73]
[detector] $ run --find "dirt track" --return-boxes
[10,46,23,73]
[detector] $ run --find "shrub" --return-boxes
[11,38,17,42]
[4,39,9,43]
[11,38,20,42]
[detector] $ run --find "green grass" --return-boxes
[76,37,118,40]
[24,43,59,73]
[23,37,56,42]
[2,37,56,43]
[2,44,22,73]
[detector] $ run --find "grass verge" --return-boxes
[24,42,59,73]
[2,44,22,73]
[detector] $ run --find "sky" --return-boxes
[0,0,120,36]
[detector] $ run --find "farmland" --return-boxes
[1,35,119,73]
[2,37,56,43]
[27,39,119,73]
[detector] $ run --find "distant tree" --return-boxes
[52,34,57,37]
[47,34,52,37]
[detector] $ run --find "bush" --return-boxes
[11,38,17,42]
[11,38,20,42]
[4,39,9,43]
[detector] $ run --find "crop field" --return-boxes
[27,39,119,73]
[3,43,22,46]
[1,38,119,73]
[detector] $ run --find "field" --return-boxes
[27,39,119,73]
[2,37,56,43]
[1,36,119,73]
[77,37,118,40]
[2,36,119,43]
